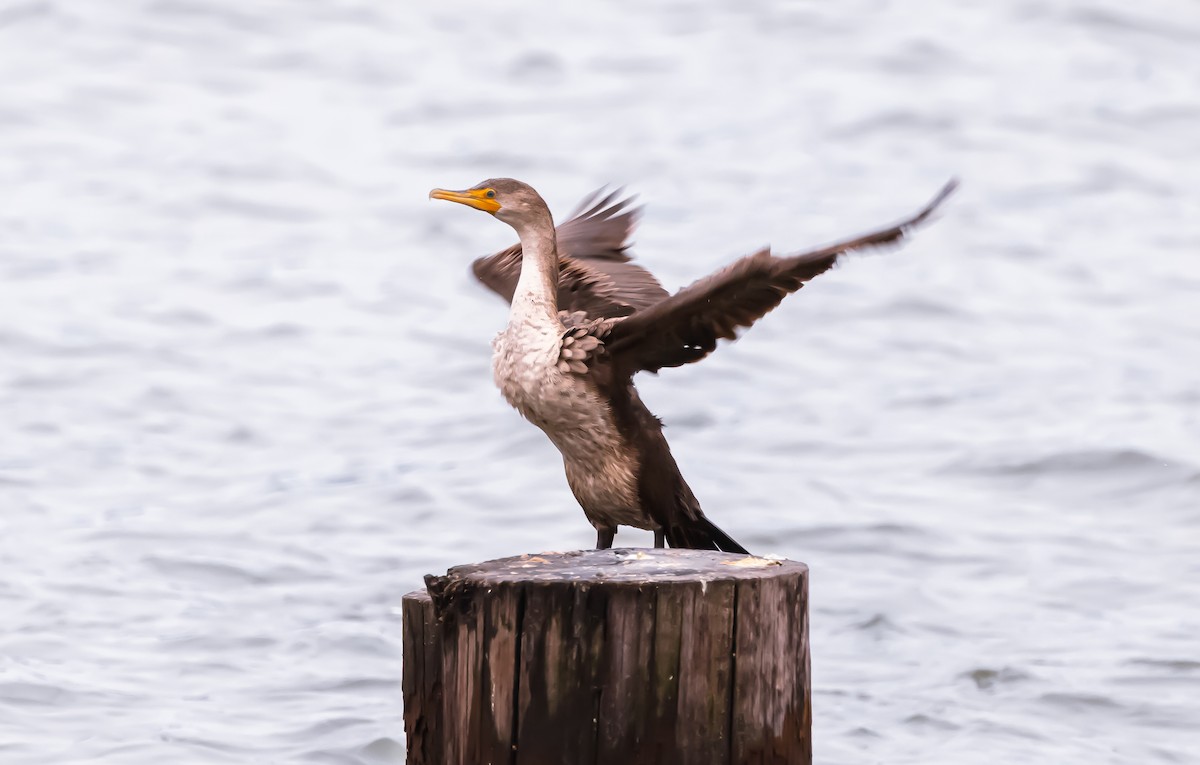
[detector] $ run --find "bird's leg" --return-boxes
[654,529,665,548]
[595,527,616,550]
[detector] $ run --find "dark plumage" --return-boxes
[472,188,668,319]
[431,178,957,553]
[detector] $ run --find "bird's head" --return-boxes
[429,178,550,230]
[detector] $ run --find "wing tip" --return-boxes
[569,185,642,222]
[907,177,960,229]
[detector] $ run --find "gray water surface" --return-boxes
[2,1,1198,763]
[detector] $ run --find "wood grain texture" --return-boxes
[401,590,442,765]
[403,549,810,765]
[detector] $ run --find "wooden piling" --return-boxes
[402,548,810,765]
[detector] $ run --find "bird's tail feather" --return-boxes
[665,516,749,554]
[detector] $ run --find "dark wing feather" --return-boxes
[471,188,669,319]
[605,180,959,374]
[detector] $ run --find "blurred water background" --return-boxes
[2,1,1198,762]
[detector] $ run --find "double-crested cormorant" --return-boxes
[430,178,956,552]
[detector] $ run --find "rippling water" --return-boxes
[2,1,1198,763]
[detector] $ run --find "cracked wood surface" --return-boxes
[402,548,810,765]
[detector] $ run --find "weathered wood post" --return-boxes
[402,548,810,765]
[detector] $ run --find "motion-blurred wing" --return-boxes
[605,180,959,374]
[471,188,668,319]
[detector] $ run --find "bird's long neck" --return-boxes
[510,212,560,325]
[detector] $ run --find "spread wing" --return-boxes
[604,180,959,374]
[471,188,669,319]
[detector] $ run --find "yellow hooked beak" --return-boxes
[428,187,501,214]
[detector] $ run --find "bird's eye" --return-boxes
[485,189,496,199]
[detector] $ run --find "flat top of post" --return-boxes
[441,548,807,586]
